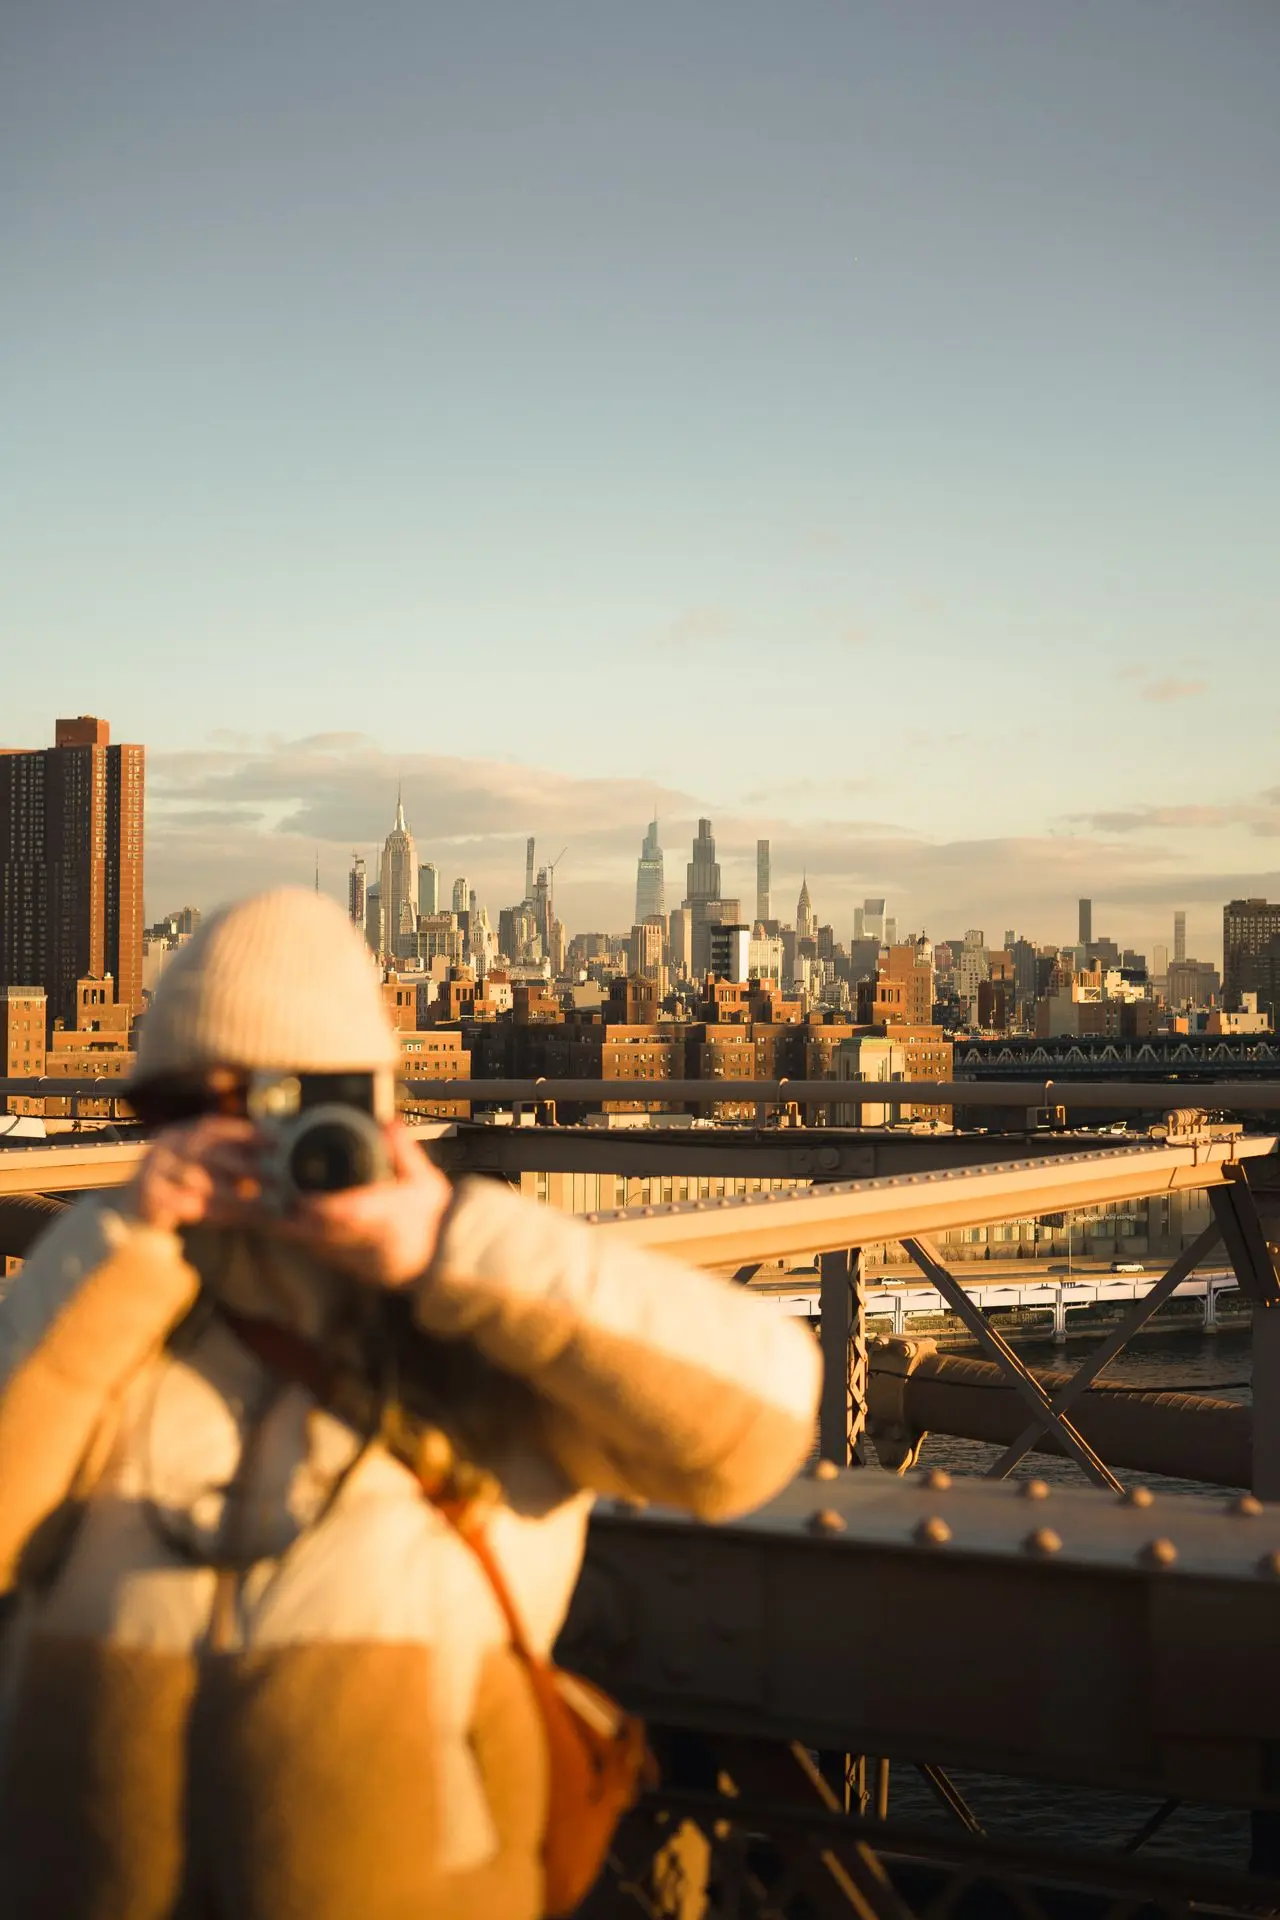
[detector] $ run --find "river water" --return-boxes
[880,1328,1256,1869]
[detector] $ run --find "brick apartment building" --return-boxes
[0,716,144,1029]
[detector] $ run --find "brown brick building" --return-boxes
[2,986,46,1117]
[0,716,144,1029]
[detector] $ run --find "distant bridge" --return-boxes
[955,1034,1280,1080]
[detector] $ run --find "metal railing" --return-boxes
[6,1072,1280,1115]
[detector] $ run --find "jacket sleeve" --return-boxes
[0,1203,200,1592]
[413,1179,821,1520]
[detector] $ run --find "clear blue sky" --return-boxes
[4,1,1277,956]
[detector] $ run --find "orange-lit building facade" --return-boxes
[0,716,144,1029]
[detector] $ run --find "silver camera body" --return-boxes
[246,1071,393,1209]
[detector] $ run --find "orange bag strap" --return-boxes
[424,1494,535,1658]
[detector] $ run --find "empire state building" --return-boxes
[379,789,418,957]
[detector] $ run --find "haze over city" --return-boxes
[5,2,1278,956]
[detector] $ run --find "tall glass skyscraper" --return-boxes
[634,819,665,923]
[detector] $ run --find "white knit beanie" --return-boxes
[133,887,399,1084]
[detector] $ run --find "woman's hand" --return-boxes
[124,1116,270,1236]
[273,1120,453,1290]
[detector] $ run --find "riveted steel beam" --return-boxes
[0,1142,144,1198]
[585,1138,1276,1268]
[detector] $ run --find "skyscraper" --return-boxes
[756,839,770,924]
[634,819,665,923]
[684,819,725,977]
[364,883,383,955]
[348,853,367,929]
[378,790,418,956]
[419,863,439,916]
[686,818,721,905]
[452,876,469,915]
[0,715,144,1027]
[1174,910,1187,965]
[524,837,536,906]
[1223,899,1280,1006]
[1079,898,1092,946]
[796,876,816,939]
[861,898,886,945]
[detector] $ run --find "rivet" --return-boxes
[1140,1538,1178,1569]
[810,1507,846,1534]
[922,1468,952,1492]
[809,1458,840,1482]
[1120,1485,1154,1508]
[1230,1494,1264,1517]
[1020,1479,1051,1501]
[1024,1526,1062,1556]
[915,1515,952,1546]
[1257,1550,1280,1579]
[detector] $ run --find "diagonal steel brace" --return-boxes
[902,1236,1122,1491]
[986,1222,1223,1480]
[1210,1165,1280,1306]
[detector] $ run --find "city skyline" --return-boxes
[108,727,1262,964]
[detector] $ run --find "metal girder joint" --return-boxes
[900,1236,1122,1492]
[820,1248,868,1469]
[985,1220,1223,1481]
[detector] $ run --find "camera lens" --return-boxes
[287,1118,380,1193]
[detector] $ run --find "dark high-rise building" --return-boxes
[0,716,144,1028]
[349,853,367,928]
[756,839,771,924]
[1078,898,1092,947]
[1174,910,1187,966]
[1223,899,1280,1009]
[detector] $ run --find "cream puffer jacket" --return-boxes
[0,1176,820,1920]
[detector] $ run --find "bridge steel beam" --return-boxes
[14,1074,1280,1113]
[901,1236,1121,1492]
[819,1249,868,1470]
[1209,1165,1280,1501]
[870,1343,1251,1488]
[559,1468,1280,1813]
[986,1220,1224,1480]
[0,1142,143,1199]
[585,1138,1276,1270]
[396,1076,1280,1113]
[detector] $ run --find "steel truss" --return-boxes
[582,1736,1280,1918]
[839,1164,1280,1500]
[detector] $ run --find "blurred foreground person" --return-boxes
[0,889,820,1920]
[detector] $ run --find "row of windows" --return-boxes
[532,1172,803,1210]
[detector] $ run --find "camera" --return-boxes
[247,1071,393,1206]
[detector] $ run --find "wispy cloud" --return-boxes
[653,606,731,651]
[1114,665,1207,705]
[1142,676,1207,704]
[1070,791,1280,838]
